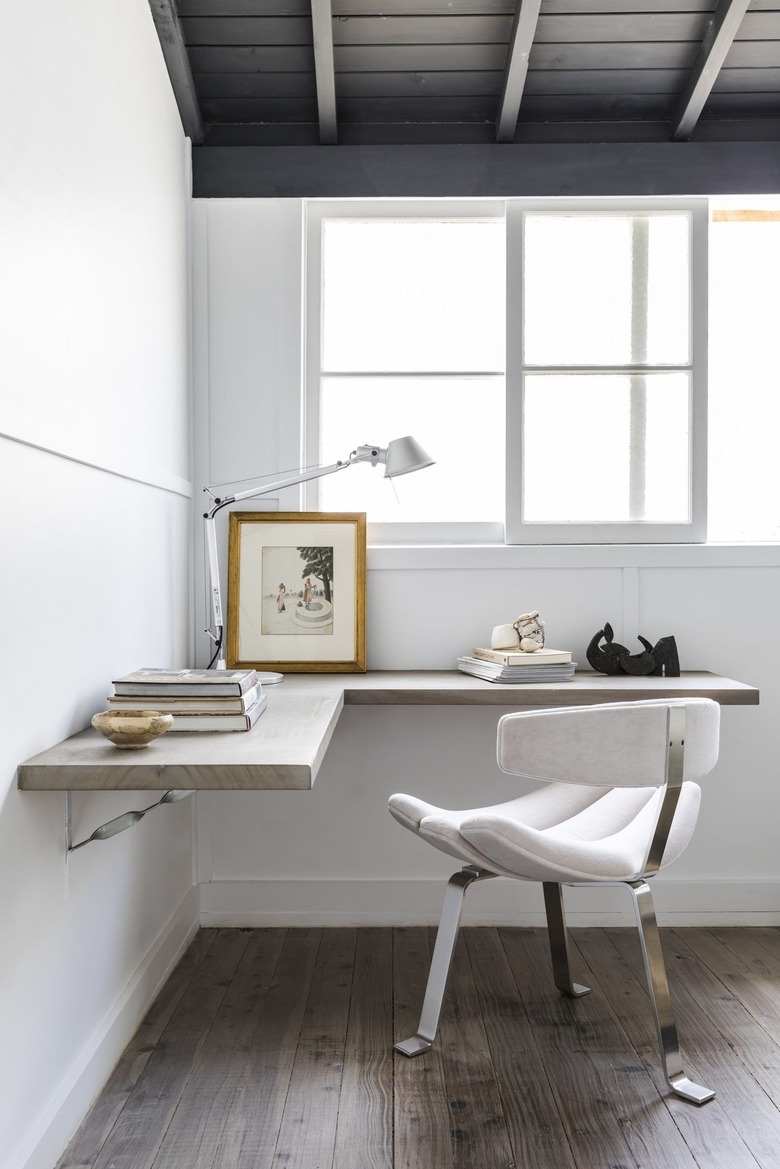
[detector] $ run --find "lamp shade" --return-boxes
[383,435,435,478]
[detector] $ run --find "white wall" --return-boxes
[193,199,780,929]
[0,5,196,1167]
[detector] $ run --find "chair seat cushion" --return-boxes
[388,781,701,883]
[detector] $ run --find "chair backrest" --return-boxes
[497,698,720,788]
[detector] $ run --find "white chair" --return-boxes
[389,698,720,1104]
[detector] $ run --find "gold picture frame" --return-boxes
[226,512,366,673]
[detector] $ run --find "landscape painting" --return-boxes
[261,545,334,636]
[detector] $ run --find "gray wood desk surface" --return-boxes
[17,671,758,792]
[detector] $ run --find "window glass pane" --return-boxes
[708,206,780,541]
[523,214,690,366]
[321,219,505,373]
[523,372,690,523]
[319,376,504,522]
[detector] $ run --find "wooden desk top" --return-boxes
[17,671,758,793]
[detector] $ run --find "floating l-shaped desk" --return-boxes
[18,671,759,792]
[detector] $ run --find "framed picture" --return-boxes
[226,512,366,673]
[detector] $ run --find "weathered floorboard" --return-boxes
[271,928,357,1169]
[57,929,219,1169]
[332,929,394,1169]
[211,928,323,1169]
[464,927,578,1169]
[577,927,759,1169]
[499,926,646,1168]
[59,927,780,1169]
[88,929,253,1169]
[435,929,515,1169]
[392,927,455,1169]
[150,929,287,1168]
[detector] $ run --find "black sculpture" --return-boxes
[587,623,680,677]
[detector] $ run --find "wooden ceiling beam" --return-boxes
[672,0,750,141]
[148,0,204,144]
[311,0,338,145]
[193,141,780,199]
[495,0,542,143]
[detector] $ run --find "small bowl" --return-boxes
[91,710,173,750]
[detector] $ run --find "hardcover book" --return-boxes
[112,668,258,697]
[470,647,572,666]
[107,683,261,714]
[457,656,576,683]
[166,694,268,731]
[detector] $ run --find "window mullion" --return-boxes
[320,370,504,379]
[629,215,650,521]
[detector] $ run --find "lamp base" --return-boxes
[213,658,282,684]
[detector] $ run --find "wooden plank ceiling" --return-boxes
[148,0,780,196]
[152,0,780,147]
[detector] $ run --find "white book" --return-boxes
[107,683,261,714]
[112,667,258,697]
[166,693,268,731]
[457,657,576,684]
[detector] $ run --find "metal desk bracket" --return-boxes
[64,789,195,853]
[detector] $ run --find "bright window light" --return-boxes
[523,372,690,523]
[524,213,690,367]
[708,199,780,541]
[517,208,695,536]
[317,216,505,523]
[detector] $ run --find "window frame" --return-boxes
[305,196,708,545]
[506,196,709,544]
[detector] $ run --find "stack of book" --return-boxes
[457,646,576,684]
[108,668,267,731]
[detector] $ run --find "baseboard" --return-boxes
[11,884,200,1169]
[199,877,780,927]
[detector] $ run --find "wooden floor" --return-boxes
[58,926,780,1169]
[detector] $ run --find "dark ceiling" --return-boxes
[149,1,780,196]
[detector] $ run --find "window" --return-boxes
[306,198,707,544]
[507,200,707,544]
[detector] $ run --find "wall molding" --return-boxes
[11,886,200,1169]
[0,429,193,499]
[199,878,780,928]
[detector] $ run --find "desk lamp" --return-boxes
[203,436,434,675]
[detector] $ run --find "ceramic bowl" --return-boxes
[91,710,173,750]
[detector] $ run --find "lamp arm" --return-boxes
[226,458,349,506]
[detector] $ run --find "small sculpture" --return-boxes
[514,611,546,652]
[491,611,546,651]
[587,623,680,677]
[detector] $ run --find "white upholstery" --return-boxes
[388,699,719,885]
[497,698,719,787]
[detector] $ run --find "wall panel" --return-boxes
[1,5,196,1167]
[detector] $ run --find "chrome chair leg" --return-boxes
[628,879,714,1104]
[395,865,495,1057]
[542,882,591,997]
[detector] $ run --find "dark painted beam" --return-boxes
[148,0,204,144]
[672,0,751,140]
[496,0,543,143]
[204,119,780,148]
[192,141,780,199]
[311,0,338,144]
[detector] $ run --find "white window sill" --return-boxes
[367,542,780,572]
